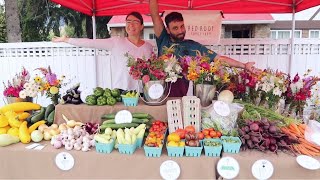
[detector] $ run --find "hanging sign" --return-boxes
[217,156,240,179]
[115,110,133,124]
[55,152,75,171]
[251,159,274,180]
[160,160,181,180]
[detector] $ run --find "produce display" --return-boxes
[61,83,83,105]
[85,87,121,106]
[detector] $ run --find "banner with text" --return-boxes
[164,10,222,45]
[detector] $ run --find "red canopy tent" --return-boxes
[51,0,319,16]
[50,0,320,84]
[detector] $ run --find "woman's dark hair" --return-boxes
[165,12,184,27]
[126,11,143,25]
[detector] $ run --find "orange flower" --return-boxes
[187,71,199,81]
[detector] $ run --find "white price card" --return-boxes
[296,155,320,170]
[217,156,240,179]
[55,152,75,171]
[251,159,274,180]
[115,110,133,124]
[213,100,230,117]
[160,160,180,180]
[25,143,40,150]
[148,83,164,99]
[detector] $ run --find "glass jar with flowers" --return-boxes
[180,52,233,107]
[127,45,182,105]
[34,66,65,105]
[2,67,35,104]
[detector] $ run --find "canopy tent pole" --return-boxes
[289,0,296,76]
[92,0,98,88]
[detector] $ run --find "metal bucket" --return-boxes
[141,80,171,106]
[5,96,33,104]
[195,84,216,107]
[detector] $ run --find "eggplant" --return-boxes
[71,97,82,104]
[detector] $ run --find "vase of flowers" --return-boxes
[180,52,233,107]
[2,67,37,104]
[34,66,65,105]
[127,45,182,105]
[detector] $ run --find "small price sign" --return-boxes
[213,100,230,117]
[55,152,75,171]
[160,160,181,180]
[148,83,164,100]
[217,157,240,179]
[251,159,274,180]
[115,110,133,124]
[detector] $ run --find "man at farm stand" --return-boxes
[149,0,260,97]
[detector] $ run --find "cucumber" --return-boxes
[31,107,46,124]
[44,104,55,120]
[132,118,149,124]
[47,110,55,126]
[100,123,139,131]
[101,113,152,119]
[102,118,149,125]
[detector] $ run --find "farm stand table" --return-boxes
[221,150,320,179]
[0,143,218,179]
[54,98,177,125]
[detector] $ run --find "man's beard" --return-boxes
[170,33,185,42]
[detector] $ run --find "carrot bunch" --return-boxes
[281,123,320,156]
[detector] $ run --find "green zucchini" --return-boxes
[101,113,152,119]
[46,110,55,126]
[31,107,46,124]
[44,104,55,120]
[99,123,139,131]
[102,118,149,125]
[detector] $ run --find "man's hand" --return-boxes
[244,62,261,74]
[52,36,69,43]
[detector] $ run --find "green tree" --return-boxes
[0,5,7,42]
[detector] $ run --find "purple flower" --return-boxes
[46,73,57,86]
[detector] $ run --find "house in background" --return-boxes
[107,5,320,40]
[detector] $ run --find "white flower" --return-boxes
[24,83,30,89]
[175,65,182,73]
[19,91,27,99]
[30,92,38,98]
[273,87,282,96]
[165,77,172,82]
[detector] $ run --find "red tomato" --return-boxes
[203,129,210,136]
[185,125,195,133]
[208,128,214,131]
[216,131,222,138]
[175,129,186,139]
[205,135,211,139]
[197,132,204,140]
[209,131,217,138]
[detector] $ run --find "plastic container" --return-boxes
[166,99,183,133]
[185,144,203,157]
[95,140,115,154]
[221,136,242,153]
[136,138,143,148]
[143,145,163,157]
[122,96,139,106]
[118,143,136,155]
[203,139,222,157]
[167,145,185,157]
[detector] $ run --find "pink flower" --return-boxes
[142,75,150,84]
[200,62,210,71]
[46,73,57,86]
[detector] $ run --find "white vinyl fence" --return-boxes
[0,38,319,106]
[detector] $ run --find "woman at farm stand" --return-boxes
[52,11,153,91]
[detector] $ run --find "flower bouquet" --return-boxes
[2,67,35,103]
[284,71,319,117]
[127,45,182,84]
[127,45,182,105]
[34,66,65,105]
[255,69,288,110]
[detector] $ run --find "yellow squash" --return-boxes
[17,112,31,120]
[28,120,46,134]
[0,114,9,127]
[0,102,41,113]
[19,121,31,144]
[5,111,21,128]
